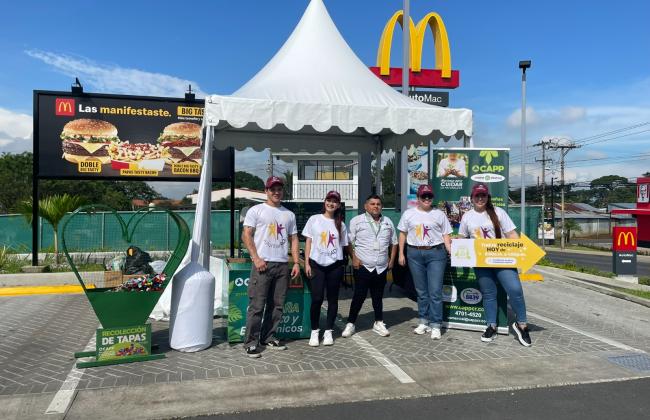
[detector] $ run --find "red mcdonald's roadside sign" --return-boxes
[612,227,637,252]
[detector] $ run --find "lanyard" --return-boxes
[365,213,382,239]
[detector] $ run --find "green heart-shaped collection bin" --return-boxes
[62,205,190,329]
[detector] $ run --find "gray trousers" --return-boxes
[244,262,289,348]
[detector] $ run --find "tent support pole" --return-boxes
[374,136,382,196]
[358,151,372,214]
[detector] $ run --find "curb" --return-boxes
[534,266,650,309]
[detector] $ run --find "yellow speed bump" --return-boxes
[520,273,544,282]
[0,284,93,297]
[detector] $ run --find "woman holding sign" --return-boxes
[398,184,452,340]
[458,183,532,347]
[303,191,348,347]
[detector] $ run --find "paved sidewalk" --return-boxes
[1,268,650,419]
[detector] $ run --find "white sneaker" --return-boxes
[309,329,320,347]
[323,329,334,346]
[373,321,390,337]
[413,324,431,335]
[430,328,441,340]
[342,323,355,338]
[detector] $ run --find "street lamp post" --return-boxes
[519,60,531,237]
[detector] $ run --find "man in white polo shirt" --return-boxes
[241,176,300,358]
[342,194,398,337]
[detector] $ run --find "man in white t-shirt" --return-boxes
[241,176,300,358]
[437,153,467,178]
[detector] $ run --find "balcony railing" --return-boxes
[293,182,358,202]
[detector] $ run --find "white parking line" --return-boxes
[348,332,415,383]
[527,311,646,354]
[327,308,415,384]
[45,332,96,415]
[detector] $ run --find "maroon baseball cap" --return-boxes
[417,185,434,197]
[471,183,490,197]
[325,190,341,201]
[265,176,284,189]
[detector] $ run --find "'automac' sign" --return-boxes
[369,10,460,88]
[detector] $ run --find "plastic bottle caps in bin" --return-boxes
[113,273,166,292]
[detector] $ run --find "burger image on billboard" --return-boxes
[61,119,120,164]
[158,122,202,165]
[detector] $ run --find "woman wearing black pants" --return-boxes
[303,190,348,346]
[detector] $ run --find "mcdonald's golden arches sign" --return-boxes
[612,227,637,252]
[369,10,460,88]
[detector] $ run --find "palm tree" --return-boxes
[561,219,582,244]
[282,170,294,200]
[19,194,85,264]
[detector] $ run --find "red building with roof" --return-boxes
[611,177,650,248]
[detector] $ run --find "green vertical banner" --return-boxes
[431,148,510,334]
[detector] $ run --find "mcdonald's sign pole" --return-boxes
[612,227,638,282]
[402,0,410,96]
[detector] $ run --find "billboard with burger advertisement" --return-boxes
[35,91,231,180]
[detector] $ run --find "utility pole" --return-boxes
[549,138,580,249]
[534,140,552,250]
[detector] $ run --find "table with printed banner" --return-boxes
[431,148,512,334]
[227,260,311,343]
[442,267,508,333]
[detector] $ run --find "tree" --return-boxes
[381,156,396,207]
[561,219,582,244]
[19,194,86,264]
[643,172,650,177]
[0,152,165,213]
[282,170,293,200]
[213,171,264,191]
[590,175,629,190]
[40,179,163,210]
[0,152,32,213]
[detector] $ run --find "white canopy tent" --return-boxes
[161,0,474,346]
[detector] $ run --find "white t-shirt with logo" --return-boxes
[243,203,298,263]
[302,214,349,266]
[397,207,452,246]
[458,207,516,239]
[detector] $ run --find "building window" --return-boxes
[298,160,353,180]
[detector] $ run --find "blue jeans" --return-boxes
[474,268,527,327]
[407,246,447,328]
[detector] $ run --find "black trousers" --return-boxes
[244,262,289,348]
[309,260,344,330]
[347,266,387,323]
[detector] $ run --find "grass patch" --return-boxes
[537,257,615,278]
[611,287,650,300]
[0,247,30,274]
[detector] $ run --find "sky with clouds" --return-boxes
[1,0,649,198]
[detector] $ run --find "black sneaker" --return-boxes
[481,325,497,342]
[245,345,262,358]
[512,322,532,347]
[263,339,287,350]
